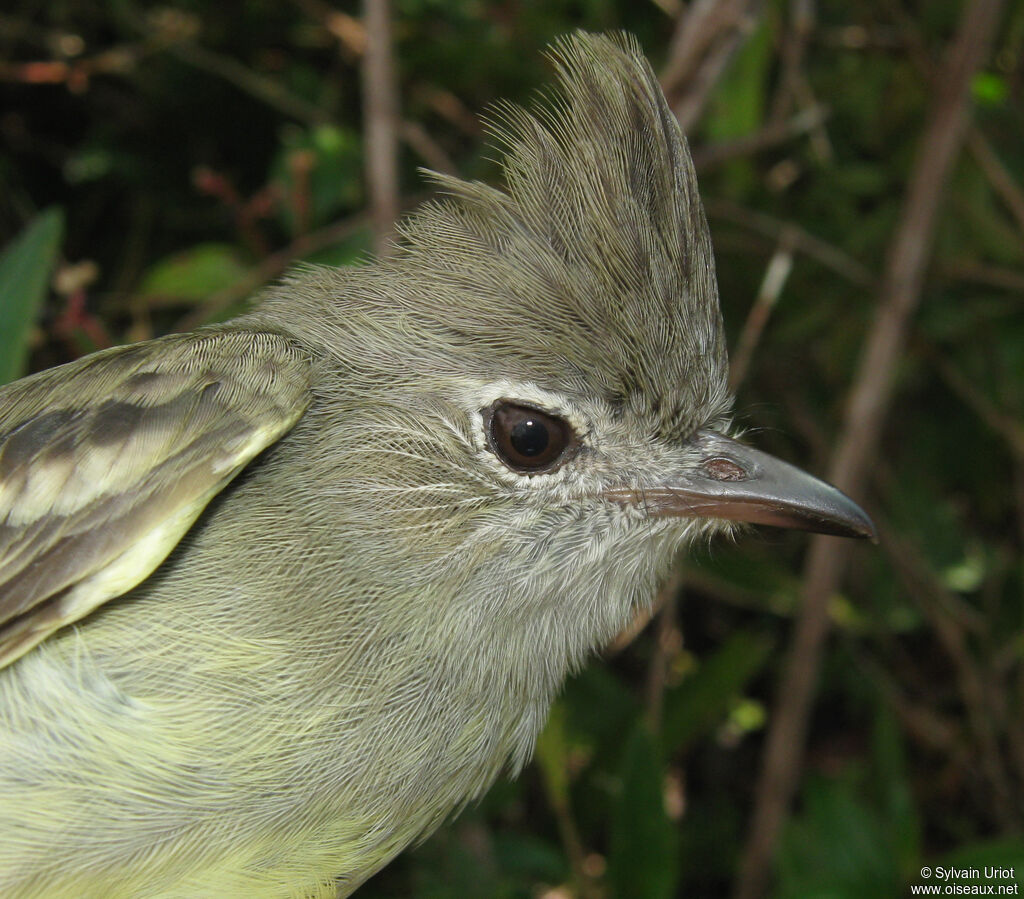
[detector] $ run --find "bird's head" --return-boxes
[253,32,872,692]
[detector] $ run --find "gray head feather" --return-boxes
[260,31,731,441]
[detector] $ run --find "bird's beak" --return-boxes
[604,430,876,540]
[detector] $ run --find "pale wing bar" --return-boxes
[0,328,311,668]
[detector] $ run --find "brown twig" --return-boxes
[692,105,829,171]
[605,576,670,656]
[967,128,1024,238]
[927,342,1024,790]
[400,120,458,176]
[705,198,873,287]
[732,1,1009,896]
[768,0,813,124]
[361,0,400,256]
[729,228,797,392]
[660,0,765,132]
[169,41,331,125]
[644,572,684,733]
[926,343,1024,461]
[766,0,831,161]
[1015,462,1024,574]
[288,0,366,57]
[938,258,1024,293]
[879,522,1020,826]
[853,646,962,754]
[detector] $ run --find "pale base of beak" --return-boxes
[603,431,876,541]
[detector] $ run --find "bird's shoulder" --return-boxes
[0,326,312,670]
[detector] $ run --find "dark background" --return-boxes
[1,1,1022,896]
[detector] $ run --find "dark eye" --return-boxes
[484,401,578,474]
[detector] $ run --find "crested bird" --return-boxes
[0,31,873,898]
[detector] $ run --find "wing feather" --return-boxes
[0,328,311,668]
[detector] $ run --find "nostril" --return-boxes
[702,457,747,481]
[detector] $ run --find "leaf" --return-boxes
[136,243,248,306]
[661,630,774,754]
[535,699,572,810]
[607,722,679,899]
[492,832,567,884]
[0,208,65,385]
[273,124,363,234]
[872,706,921,873]
[935,837,1024,879]
[775,775,903,899]
[561,663,638,758]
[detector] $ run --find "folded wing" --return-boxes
[0,328,311,669]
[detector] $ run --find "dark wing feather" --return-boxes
[0,328,311,669]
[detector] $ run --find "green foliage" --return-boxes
[0,208,64,385]
[937,838,1024,881]
[662,631,774,754]
[608,723,680,899]
[776,772,906,899]
[136,243,248,305]
[272,124,364,233]
[774,709,918,898]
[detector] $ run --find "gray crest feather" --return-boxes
[397,30,730,438]
[257,31,730,441]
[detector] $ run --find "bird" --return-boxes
[0,31,873,899]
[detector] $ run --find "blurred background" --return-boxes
[1,1,1022,896]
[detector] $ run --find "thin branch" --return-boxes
[167,40,330,126]
[733,1,1009,896]
[705,198,873,287]
[879,522,1020,826]
[288,0,366,57]
[692,105,830,171]
[767,0,831,160]
[400,120,458,175]
[768,0,814,124]
[854,648,962,753]
[660,0,765,132]
[939,258,1024,293]
[605,576,671,656]
[968,127,1024,238]
[645,572,684,733]
[729,228,797,392]
[361,0,400,256]
[926,343,1024,461]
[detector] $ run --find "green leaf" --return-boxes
[273,124,363,234]
[136,243,248,306]
[492,832,568,884]
[662,630,774,753]
[775,775,903,899]
[0,208,65,385]
[701,13,774,196]
[935,837,1024,880]
[562,664,638,756]
[607,722,679,899]
[535,699,572,809]
[872,706,921,873]
[972,72,1008,106]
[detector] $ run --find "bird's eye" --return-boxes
[484,401,578,474]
